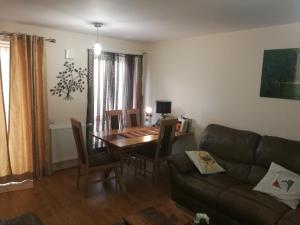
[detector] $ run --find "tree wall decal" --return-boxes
[50,61,88,100]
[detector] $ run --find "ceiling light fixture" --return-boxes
[93,22,103,57]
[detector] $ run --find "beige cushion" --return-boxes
[254,162,300,209]
[185,150,225,174]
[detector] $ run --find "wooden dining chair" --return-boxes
[105,110,123,130]
[86,115,106,153]
[134,118,178,183]
[126,108,141,127]
[71,118,126,196]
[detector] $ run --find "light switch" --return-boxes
[65,49,75,60]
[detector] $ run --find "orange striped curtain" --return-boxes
[0,34,51,185]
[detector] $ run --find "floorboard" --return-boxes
[0,164,171,225]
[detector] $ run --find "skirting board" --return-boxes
[0,180,33,194]
[52,158,78,171]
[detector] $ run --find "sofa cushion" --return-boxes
[253,162,300,209]
[212,155,253,182]
[219,184,289,225]
[254,136,300,173]
[199,124,261,182]
[168,152,195,174]
[174,172,242,208]
[277,208,300,225]
[248,136,300,186]
[185,151,225,174]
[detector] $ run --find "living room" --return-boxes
[0,1,300,225]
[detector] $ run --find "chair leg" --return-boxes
[115,175,119,192]
[143,159,146,176]
[104,168,112,178]
[76,165,81,190]
[152,162,158,184]
[114,166,126,193]
[120,159,124,175]
[85,168,89,197]
[134,157,138,178]
[139,158,143,175]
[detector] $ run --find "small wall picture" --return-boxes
[260,48,300,100]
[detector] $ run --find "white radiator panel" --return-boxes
[50,123,86,163]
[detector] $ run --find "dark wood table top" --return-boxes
[91,127,193,149]
[123,199,194,225]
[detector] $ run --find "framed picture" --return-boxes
[260,48,300,100]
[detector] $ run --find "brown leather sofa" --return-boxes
[167,124,300,225]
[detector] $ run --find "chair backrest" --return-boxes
[155,118,178,159]
[105,110,123,130]
[71,118,89,165]
[126,108,141,127]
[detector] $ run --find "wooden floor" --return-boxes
[0,164,171,225]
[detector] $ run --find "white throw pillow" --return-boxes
[253,162,300,209]
[185,150,225,174]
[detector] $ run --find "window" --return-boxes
[86,51,143,148]
[93,54,127,130]
[0,40,10,128]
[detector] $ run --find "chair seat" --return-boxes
[136,143,167,160]
[88,152,118,167]
[88,146,107,155]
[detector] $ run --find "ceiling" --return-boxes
[1,0,300,42]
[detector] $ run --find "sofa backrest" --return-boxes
[200,124,300,185]
[199,124,261,183]
[248,135,300,185]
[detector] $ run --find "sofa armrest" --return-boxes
[167,152,195,173]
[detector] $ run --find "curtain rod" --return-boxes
[101,50,146,56]
[89,48,146,56]
[102,50,145,56]
[0,31,56,43]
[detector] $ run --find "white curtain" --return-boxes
[0,40,10,127]
[92,54,127,133]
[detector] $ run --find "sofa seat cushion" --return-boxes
[277,208,300,225]
[219,184,289,225]
[174,172,242,208]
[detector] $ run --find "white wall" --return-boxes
[145,23,300,144]
[0,21,147,163]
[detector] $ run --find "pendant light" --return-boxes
[93,22,103,56]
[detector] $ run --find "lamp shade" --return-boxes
[156,100,172,114]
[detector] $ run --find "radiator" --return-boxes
[50,123,86,171]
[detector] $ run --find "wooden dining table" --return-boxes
[91,126,193,150]
[91,126,193,182]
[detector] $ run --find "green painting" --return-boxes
[260,48,300,100]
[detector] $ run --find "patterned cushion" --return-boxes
[186,150,225,174]
[254,162,300,209]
